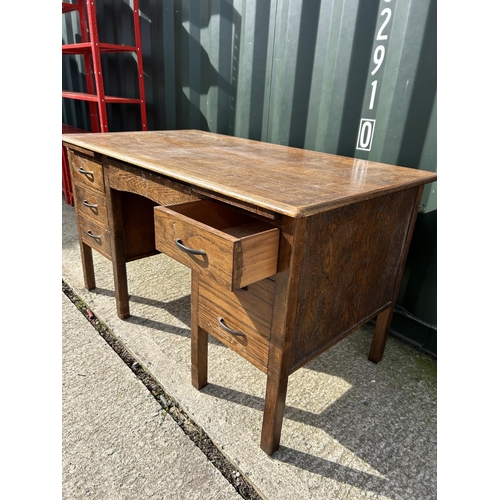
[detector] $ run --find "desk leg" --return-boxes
[107,187,130,319]
[192,327,208,389]
[261,358,290,456]
[368,306,394,363]
[112,254,130,320]
[80,241,96,290]
[260,218,305,455]
[191,272,208,389]
[369,185,424,364]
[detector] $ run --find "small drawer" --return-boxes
[74,184,108,226]
[154,200,279,290]
[70,152,105,193]
[198,276,275,372]
[78,214,111,258]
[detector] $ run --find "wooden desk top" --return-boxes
[62,129,437,217]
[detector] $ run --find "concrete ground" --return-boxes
[62,196,437,500]
[62,292,240,500]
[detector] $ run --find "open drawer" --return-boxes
[154,199,279,290]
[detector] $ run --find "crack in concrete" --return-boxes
[62,279,263,500]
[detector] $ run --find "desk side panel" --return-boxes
[290,187,420,370]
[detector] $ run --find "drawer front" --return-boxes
[74,184,108,227]
[198,276,275,372]
[70,152,105,193]
[78,214,111,258]
[154,200,279,290]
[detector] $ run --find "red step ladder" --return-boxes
[62,0,148,204]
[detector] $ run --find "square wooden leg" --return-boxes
[191,272,208,389]
[192,326,208,390]
[260,368,289,455]
[106,187,130,319]
[260,316,293,456]
[112,255,130,319]
[80,241,96,291]
[368,306,395,363]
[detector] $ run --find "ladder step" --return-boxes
[62,2,79,14]
[62,91,143,104]
[62,42,140,55]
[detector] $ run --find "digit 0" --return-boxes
[357,119,376,151]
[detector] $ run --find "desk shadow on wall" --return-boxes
[144,0,242,134]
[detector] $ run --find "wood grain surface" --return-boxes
[63,130,437,218]
[78,214,111,258]
[73,184,108,227]
[289,187,420,370]
[154,200,279,290]
[63,131,437,455]
[69,151,105,193]
[107,158,195,206]
[198,276,275,372]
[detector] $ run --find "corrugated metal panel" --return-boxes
[62,0,437,325]
[63,0,436,204]
[263,0,436,184]
[63,0,436,170]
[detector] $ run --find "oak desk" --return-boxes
[62,130,437,455]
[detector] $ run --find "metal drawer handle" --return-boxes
[217,317,245,337]
[83,200,98,209]
[86,230,101,242]
[174,238,206,256]
[78,167,94,178]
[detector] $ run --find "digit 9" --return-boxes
[371,45,385,76]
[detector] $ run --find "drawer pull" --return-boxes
[83,200,98,209]
[78,167,94,178]
[174,238,206,256]
[218,317,245,337]
[86,230,102,242]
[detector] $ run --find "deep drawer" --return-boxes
[198,276,275,372]
[70,152,105,193]
[74,184,108,226]
[78,214,111,258]
[154,200,279,290]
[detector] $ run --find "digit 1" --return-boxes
[369,80,378,110]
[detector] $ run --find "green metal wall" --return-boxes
[63,0,437,349]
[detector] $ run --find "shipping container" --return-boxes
[63,0,437,354]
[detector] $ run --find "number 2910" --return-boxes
[356,0,393,152]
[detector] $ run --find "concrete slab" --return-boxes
[62,292,240,500]
[63,197,437,500]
